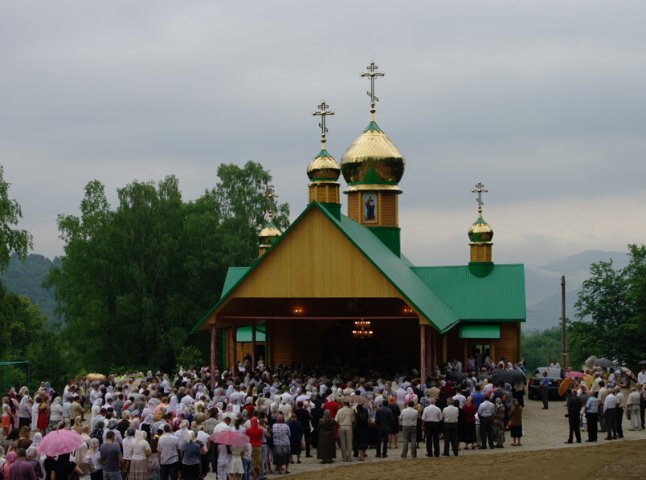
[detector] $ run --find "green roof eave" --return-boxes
[459,324,501,339]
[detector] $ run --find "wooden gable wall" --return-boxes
[231,208,403,299]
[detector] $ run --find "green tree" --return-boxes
[0,166,32,270]
[521,327,562,372]
[48,163,289,373]
[569,244,646,368]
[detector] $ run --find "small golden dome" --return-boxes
[340,121,405,191]
[468,215,494,243]
[307,148,340,182]
[259,215,281,246]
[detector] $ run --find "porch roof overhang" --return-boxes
[193,297,421,331]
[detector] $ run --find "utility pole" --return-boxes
[561,275,568,370]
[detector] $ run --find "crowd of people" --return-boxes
[0,356,644,480]
[561,366,646,444]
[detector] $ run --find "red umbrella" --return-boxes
[37,429,85,457]
[565,371,585,379]
[209,430,250,446]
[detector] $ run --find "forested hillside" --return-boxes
[0,253,58,322]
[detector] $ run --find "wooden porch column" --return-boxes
[227,327,235,372]
[266,321,272,367]
[420,324,427,380]
[210,322,216,391]
[442,334,448,364]
[431,328,437,371]
[251,320,257,370]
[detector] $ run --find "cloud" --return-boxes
[1,0,645,263]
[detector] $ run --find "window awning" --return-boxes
[236,325,266,342]
[459,324,500,339]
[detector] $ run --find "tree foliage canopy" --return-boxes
[521,327,562,372]
[48,161,289,373]
[569,244,646,368]
[0,166,33,270]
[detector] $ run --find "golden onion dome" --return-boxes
[340,121,405,191]
[307,147,340,182]
[259,215,281,245]
[468,215,494,243]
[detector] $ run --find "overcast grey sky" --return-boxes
[1,1,645,268]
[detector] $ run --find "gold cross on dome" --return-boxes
[264,186,277,217]
[472,182,488,214]
[361,61,385,115]
[312,100,334,145]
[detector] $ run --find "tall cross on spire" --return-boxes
[361,60,385,119]
[264,186,277,219]
[312,100,334,147]
[471,182,488,215]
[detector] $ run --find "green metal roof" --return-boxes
[412,264,526,322]
[221,267,249,299]
[459,324,500,339]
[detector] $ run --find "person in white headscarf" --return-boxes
[174,420,190,447]
[90,398,103,424]
[74,443,92,480]
[30,396,39,431]
[49,397,64,431]
[167,393,178,415]
[128,430,151,480]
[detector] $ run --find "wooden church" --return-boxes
[191,63,526,386]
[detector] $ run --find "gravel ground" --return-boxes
[217,395,645,479]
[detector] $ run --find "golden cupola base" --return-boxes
[470,243,493,263]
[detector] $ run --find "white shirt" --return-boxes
[478,400,495,418]
[421,404,442,423]
[638,371,646,385]
[604,393,618,410]
[174,428,189,446]
[452,393,466,409]
[122,436,136,460]
[196,430,210,445]
[627,391,641,406]
[158,433,180,465]
[442,405,459,423]
[615,392,625,409]
[399,406,419,427]
[213,421,232,433]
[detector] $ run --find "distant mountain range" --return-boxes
[0,254,59,323]
[524,250,630,332]
[0,250,631,332]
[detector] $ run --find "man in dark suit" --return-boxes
[565,388,582,443]
[375,399,394,458]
